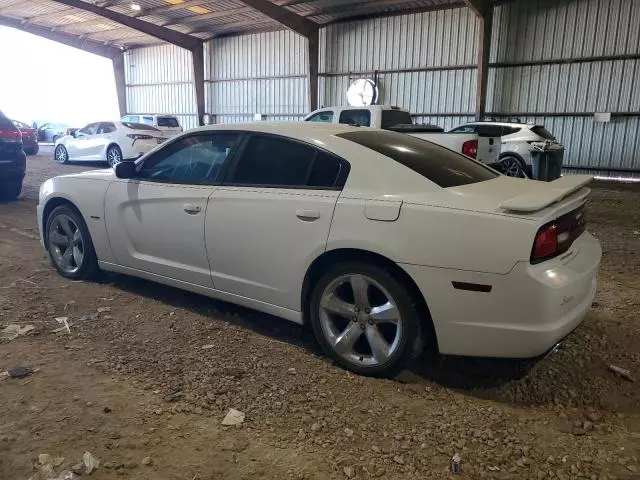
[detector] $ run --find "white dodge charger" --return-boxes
[38,122,601,376]
[54,121,164,167]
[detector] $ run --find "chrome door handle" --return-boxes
[296,209,320,221]
[183,204,202,214]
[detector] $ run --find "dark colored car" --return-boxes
[0,111,26,200]
[37,122,70,143]
[12,120,39,155]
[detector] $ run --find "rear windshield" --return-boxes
[0,111,15,130]
[157,116,180,128]
[122,122,160,131]
[337,130,498,188]
[531,125,555,140]
[381,110,413,129]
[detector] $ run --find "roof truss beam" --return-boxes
[234,0,317,37]
[464,0,492,17]
[49,0,200,49]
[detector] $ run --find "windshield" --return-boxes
[381,110,413,129]
[122,122,160,131]
[337,130,498,188]
[157,117,180,128]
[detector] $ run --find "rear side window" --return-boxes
[380,110,412,129]
[339,110,371,127]
[531,125,555,140]
[475,125,505,137]
[157,116,180,128]
[337,130,498,188]
[503,126,522,135]
[228,134,346,189]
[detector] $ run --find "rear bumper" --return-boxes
[401,232,601,358]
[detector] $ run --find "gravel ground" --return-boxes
[0,153,639,480]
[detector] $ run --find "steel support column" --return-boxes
[466,0,493,121]
[308,29,319,111]
[191,43,206,126]
[112,52,127,117]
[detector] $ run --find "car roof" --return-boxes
[465,121,537,128]
[190,121,363,136]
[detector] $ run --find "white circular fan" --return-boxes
[347,78,378,106]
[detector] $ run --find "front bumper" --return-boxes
[401,232,601,358]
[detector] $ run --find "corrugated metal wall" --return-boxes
[124,44,199,130]
[489,0,640,173]
[123,0,640,174]
[319,8,478,129]
[205,30,309,124]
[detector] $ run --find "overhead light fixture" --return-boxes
[130,3,141,11]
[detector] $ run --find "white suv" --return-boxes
[121,114,183,138]
[449,121,562,178]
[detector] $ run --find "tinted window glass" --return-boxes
[475,125,504,137]
[142,116,154,125]
[122,122,159,131]
[229,135,344,189]
[98,122,116,134]
[502,126,522,135]
[139,133,239,184]
[157,116,180,128]
[129,116,140,123]
[78,123,98,135]
[337,130,498,188]
[0,112,15,130]
[531,125,555,140]
[339,109,371,127]
[449,125,476,133]
[380,110,412,129]
[306,111,334,123]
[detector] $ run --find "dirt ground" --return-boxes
[1,151,639,480]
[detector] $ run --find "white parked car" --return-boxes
[449,121,563,178]
[121,114,183,137]
[38,123,600,376]
[54,121,165,167]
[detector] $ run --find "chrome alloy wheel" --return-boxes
[107,147,122,167]
[501,156,524,177]
[318,274,403,367]
[48,214,85,275]
[55,145,68,163]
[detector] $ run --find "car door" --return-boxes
[205,133,349,311]
[306,110,335,123]
[90,122,117,160]
[104,132,241,286]
[68,123,99,160]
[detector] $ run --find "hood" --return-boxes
[58,168,115,180]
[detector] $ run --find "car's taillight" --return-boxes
[531,205,587,264]
[0,129,22,141]
[127,134,153,140]
[462,139,478,158]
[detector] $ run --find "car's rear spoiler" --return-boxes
[500,175,593,212]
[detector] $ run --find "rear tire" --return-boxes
[28,144,39,155]
[309,261,424,377]
[106,145,123,167]
[500,155,526,178]
[55,145,69,164]
[45,205,99,280]
[0,183,22,201]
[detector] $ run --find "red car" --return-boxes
[12,120,39,155]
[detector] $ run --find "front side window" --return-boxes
[129,115,140,123]
[339,109,371,127]
[138,133,240,184]
[78,123,99,136]
[142,116,154,125]
[307,111,334,123]
[228,134,346,189]
[450,125,476,134]
[338,130,498,188]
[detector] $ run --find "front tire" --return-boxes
[309,262,423,377]
[45,205,98,280]
[106,145,123,167]
[55,145,69,164]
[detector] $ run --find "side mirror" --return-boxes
[114,161,137,178]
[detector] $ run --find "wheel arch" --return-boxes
[301,248,439,352]
[41,197,83,248]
